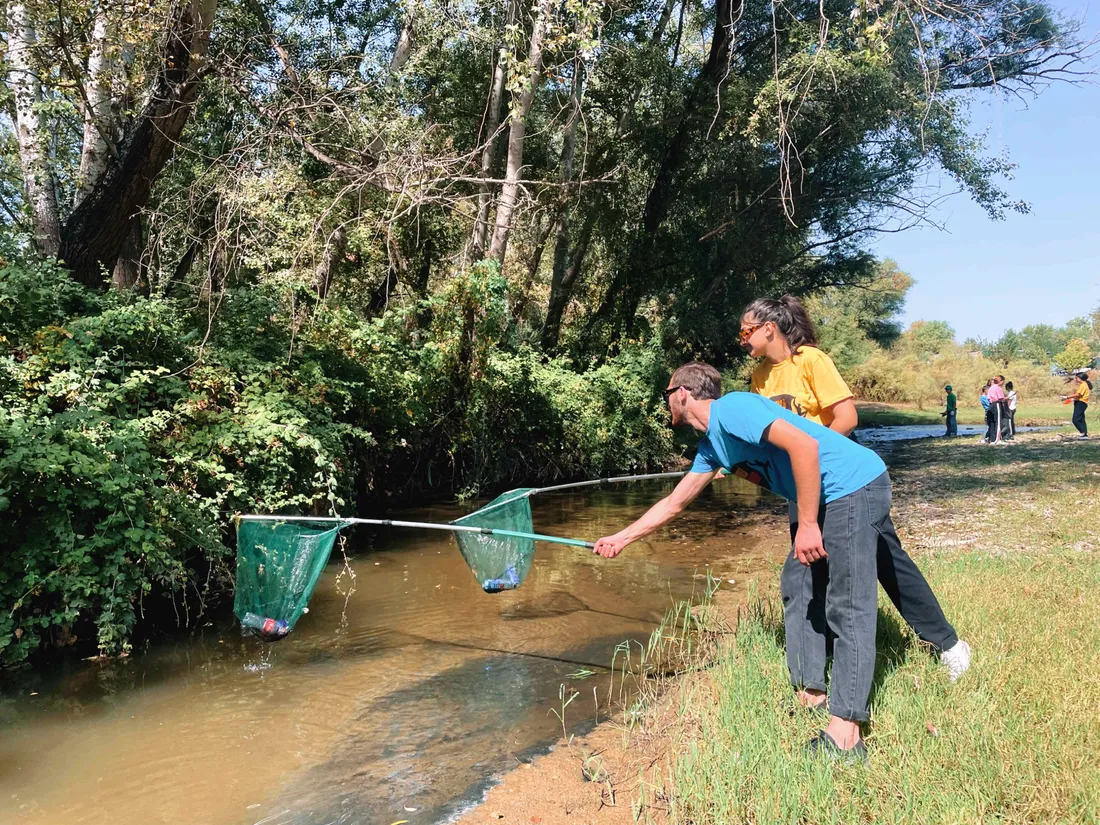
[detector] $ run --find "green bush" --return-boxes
[0,265,372,665]
[0,261,679,665]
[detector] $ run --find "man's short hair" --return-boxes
[670,362,722,400]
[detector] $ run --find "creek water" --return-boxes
[855,423,1049,443]
[0,477,785,825]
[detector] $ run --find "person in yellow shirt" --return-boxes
[1062,373,1091,438]
[740,295,971,711]
[745,308,857,432]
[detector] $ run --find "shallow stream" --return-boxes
[0,478,783,825]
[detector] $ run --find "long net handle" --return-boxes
[236,515,595,550]
[465,470,691,521]
[530,470,688,496]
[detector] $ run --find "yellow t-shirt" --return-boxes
[750,346,853,427]
[1076,382,1091,404]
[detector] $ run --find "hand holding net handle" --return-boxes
[236,515,595,549]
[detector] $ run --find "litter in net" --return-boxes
[234,518,345,640]
[451,488,537,593]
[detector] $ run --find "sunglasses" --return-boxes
[663,385,684,401]
[739,322,765,344]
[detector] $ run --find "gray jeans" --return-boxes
[781,473,890,722]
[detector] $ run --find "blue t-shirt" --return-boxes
[690,393,886,503]
[980,394,990,410]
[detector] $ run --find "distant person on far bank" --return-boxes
[995,375,1013,441]
[1005,381,1018,438]
[941,385,957,437]
[1062,373,1091,439]
[979,381,992,443]
[986,376,1007,444]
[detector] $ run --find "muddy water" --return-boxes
[0,478,785,825]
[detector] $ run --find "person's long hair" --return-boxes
[741,294,818,351]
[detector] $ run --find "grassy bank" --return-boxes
[655,432,1100,824]
[857,401,1073,427]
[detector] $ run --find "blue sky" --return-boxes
[873,1,1100,344]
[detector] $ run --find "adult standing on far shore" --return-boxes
[986,377,1007,444]
[980,382,992,442]
[942,385,957,437]
[1005,381,1018,438]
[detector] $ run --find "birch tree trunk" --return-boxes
[7,2,61,257]
[76,7,115,205]
[364,1,418,158]
[486,0,552,266]
[535,49,583,344]
[388,0,417,76]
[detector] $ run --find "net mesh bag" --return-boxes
[234,518,345,638]
[453,489,536,593]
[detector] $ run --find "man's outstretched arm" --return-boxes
[592,470,718,558]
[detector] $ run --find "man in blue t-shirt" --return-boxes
[594,362,902,761]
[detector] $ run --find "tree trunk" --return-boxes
[172,237,202,284]
[469,0,516,259]
[59,0,218,287]
[527,213,553,279]
[7,2,61,257]
[388,0,417,76]
[76,8,115,205]
[111,214,144,290]
[539,0,677,345]
[486,0,553,266]
[368,269,400,314]
[514,39,583,324]
[654,0,678,47]
[529,46,584,341]
[412,238,433,297]
[540,212,594,351]
[364,0,418,159]
[671,0,689,68]
[313,225,348,299]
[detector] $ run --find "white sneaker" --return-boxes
[941,639,971,682]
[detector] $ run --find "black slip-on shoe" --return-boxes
[807,730,867,764]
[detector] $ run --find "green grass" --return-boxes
[653,433,1100,824]
[857,401,1074,427]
